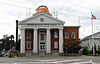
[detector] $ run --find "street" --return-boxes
[0,56,99,64]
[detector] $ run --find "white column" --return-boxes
[20,29,25,53]
[59,29,63,53]
[46,28,51,53]
[33,28,38,53]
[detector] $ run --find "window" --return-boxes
[72,32,76,39]
[54,41,58,48]
[26,31,31,38]
[65,32,69,39]
[26,41,31,49]
[54,31,58,38]
[40,18,44,22]
[40,34,45,40]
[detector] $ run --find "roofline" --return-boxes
[19,12,65,25]
[82,31,100,41]
[63,26,80,28]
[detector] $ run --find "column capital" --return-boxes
[33,28,38,30]
[46,28,51,30]
[59,27,63,30]
[20,28,25,30]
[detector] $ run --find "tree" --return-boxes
[0,35,15,51]
[64,39,82,50]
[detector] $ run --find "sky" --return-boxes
[0,0,100,39]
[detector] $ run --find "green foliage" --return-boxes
[82,48,90,55]
[97,47,100,54]
[0,35,15,51]
[64,39,82,50]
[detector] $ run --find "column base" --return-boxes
[32,53,38,56]
[59,53,64,56]
[46,53,51,56]
[19,53,25,57]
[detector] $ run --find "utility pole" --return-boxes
[16,20,18,48]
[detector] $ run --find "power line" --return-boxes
[0,1,27,8]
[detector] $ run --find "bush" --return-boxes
[82,48,90,55]
[97,47,100,54]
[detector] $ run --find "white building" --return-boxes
[19,5,80,56]
[81,31,100,51]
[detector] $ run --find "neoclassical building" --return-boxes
[19,5,80,56]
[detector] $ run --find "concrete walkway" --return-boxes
[0,56,96,64]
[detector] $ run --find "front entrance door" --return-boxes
[39,30,46,56]
[40,43,45,51]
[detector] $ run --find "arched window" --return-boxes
[65,32,69,39]
[72,32,76,39]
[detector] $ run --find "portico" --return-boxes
[20,23,64,56]
[21,27,63,55]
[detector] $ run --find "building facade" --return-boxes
[81,31,100,51]
[19,5,80,56]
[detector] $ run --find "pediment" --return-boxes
[19,13,65,25]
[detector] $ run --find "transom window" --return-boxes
[54,31,58,38]
[26,31,31,38]
[65,32,69,39]
[40,34,45,40]
[26,41,31,49]
[54,41,58,48]
[72,32,76,39]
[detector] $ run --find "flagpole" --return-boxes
[91,12,95,55]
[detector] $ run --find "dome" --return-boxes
[36,5,49,13]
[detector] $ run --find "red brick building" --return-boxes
[19,5,80,56]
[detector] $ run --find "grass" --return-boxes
[85,54,94,56]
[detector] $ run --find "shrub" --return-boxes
[97,47,100,54]
[82,48,90,55]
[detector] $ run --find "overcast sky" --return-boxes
[0,0,100,39]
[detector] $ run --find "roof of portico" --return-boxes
[19,12,65,25]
